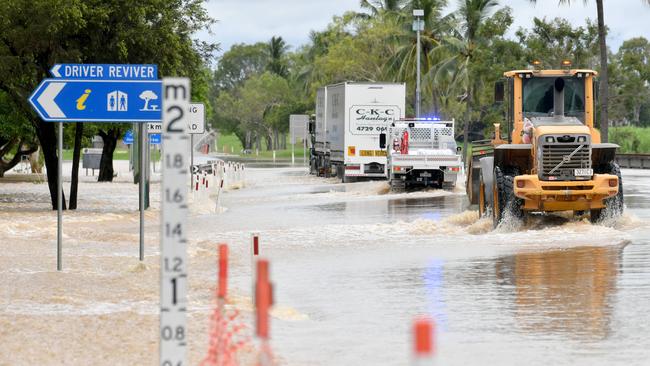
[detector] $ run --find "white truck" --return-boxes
[379,118,462,191]
[320,82,406,182]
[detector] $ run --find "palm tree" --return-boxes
[529,0,650,143]
[267,36,289,78]
[385,0,449,115]
[359,0,408,16]
[434,0,499,161]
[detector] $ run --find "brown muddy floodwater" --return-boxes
[1,167,650,366]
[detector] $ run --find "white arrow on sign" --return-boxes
[51,64,62,78]
[37,82,66,118]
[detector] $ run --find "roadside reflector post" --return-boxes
[251,232,260,268]
[413,317,435,365]
[256,259,273,366]
[160,77,191,366]
[218,244,228,300]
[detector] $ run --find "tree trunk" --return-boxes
[98,128,121,182]
[0,140,38,177]
[35,119,66,210]
[597,0,609,142]
[266,134,273,151]
[245,131,252,150]
[69,122,83,209]
[273,129,279,150]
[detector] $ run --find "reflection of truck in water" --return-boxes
[380,118,462,191]
[311,82,406,182]
[467,65,623,227]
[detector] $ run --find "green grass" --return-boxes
[216,133,308,160]
[62,148,160,161]
[609,127,650,154]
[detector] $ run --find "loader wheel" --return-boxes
[492,167,524,228]
[590,163,624,223]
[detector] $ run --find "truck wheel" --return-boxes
[391,179,406,192]
[310,158,317,175]
[492,167,524,228]
[590,163,624,223]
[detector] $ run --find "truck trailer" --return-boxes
[312,82,406,182]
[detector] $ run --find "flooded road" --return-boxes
[1,166,649,365]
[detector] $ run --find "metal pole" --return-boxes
[303,133,306,168]
[292,138,295,165]
[57,122,63,271]
[416,19,421,119]
[139,123,145,261]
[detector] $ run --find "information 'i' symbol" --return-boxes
[76,89,91,111]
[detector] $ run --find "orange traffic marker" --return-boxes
[217,244,228,299]
[413,317,435,364]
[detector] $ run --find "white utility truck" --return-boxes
[379,118,462,191]
[320,82,406,182]
[312,87,329,176]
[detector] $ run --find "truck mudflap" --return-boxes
[513,174,619,211]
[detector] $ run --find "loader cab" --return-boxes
[501,67,601,145]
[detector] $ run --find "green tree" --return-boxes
[528,0,650,142]
[610,37,650,125]
[515,17,599,68]
[434,0,500,161]
[359,0,407,16]
[0,0,215,208]
[217,72,293,151]
[0,91,38,177]
[267,36,289,78]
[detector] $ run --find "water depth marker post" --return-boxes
[160,77,191,366]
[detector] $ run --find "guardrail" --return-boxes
[615,153,650,169]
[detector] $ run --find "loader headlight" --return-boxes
[577,136,587,143]
[545,136,555,143]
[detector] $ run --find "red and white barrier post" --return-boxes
[413,317,435,365]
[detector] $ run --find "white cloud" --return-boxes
[198,0,650,56]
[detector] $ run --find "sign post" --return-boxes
[160,77,191,366]
[57,122,63,271]
[138,122,146,261]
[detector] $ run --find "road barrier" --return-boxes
[190,160,246,213]
[616,153,650,169]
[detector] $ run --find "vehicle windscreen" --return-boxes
[522,76,585,123]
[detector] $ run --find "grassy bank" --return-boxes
[216,133,308,159]
[62,148,161,161]
[609,127,650,154]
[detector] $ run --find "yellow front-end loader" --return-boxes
[467,64,623,227]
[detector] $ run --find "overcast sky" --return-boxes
[200,0,650,57]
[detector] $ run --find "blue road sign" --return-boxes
[149,133,161,145]
[123,131,160,145]
[123,130,134,145]
[50,64,158,80]
[29,79,162,122]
